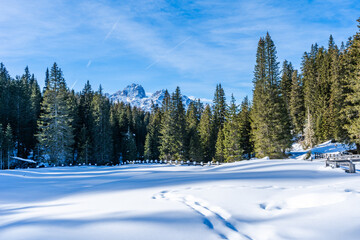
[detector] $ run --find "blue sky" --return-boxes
[0,0,359,102]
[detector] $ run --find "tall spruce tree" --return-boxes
[343,18,360,151]
[91,86,112,165]
[303,108,315,149]
[185,102,202,161]
[199,105,214,162]
[37,63,74,165]
[144,104,161,160]
[289,70,305,135]
[159,90,174,160]
[4,124,14,169]
[78,81,94,164]
[0,123,3,169]
[159,87,186,160]
[222,95,242,162]
[215,128,225,162]
[251,33,292,158]
[124,127,137,161]
[238,96,253,159]
[280,60,294,113]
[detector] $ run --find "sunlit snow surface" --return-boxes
[1,159,360,240]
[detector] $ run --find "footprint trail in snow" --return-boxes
[153,190,251,240]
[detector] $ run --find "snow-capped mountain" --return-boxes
[108,84,192,111]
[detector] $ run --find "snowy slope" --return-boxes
[289,140,355,160]
[1,160,360,240]
[108,84,192,111]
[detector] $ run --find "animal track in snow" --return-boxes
[153,191,251,240]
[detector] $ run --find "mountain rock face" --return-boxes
[108,84,192,111]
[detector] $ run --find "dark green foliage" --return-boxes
[289,70,305,135]
[215,127,225,162]
[159,87,186,160]
[238,96,253,159]
[0,123,3,169]
[343,18,360,150]
[91,86,113,165]
[123,127,137,161]
[199,105,214,162]
[280,60,294,113]
[4,124,14,169]
[37,63,74,165]
[213,84,227,130]
[251,33,292,158]
[77,81,94,164]
[185,102,202,161]
[144,105,161,160]
[221,95,242,162]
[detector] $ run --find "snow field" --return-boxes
[1,159,360,240]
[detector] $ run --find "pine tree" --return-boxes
[215,128,225,162]
[303,108,315,149]
[37,63,74,165]
[185,102,202,161]
[251,33,292,158]
[124,127,137,161]
[91,86,113,165]
[280,60,294,113]
[4,124,14,169]
[78,81,94,164]
[159,87,186,160]
[67,90,80,162]
[144,105,161,160]
[212,84,227,136]
[213,84,227,126]
[110,104,121,163]
[29,75,41,153]
[199,105,214,162]
[43,68,49,93]
[0,123,3,169]
[222,95,242,162]
[289,70,305,135]
[343,18,360,152]
[302,44,319,117]
[238,96,253,159]
[159,90,175,160]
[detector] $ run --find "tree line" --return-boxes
[0,18,360,168]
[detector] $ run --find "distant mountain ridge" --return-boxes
[108,83,192,111]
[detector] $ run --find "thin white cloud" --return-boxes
[70,80,78,89]
[146,36,192,70]
[104,18,120,41]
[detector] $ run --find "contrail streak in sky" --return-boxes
[146,36,192,70]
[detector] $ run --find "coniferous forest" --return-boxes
[1,18,360,168]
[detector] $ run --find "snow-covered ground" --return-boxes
[289,140,355,160]
[1,158,360,240]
